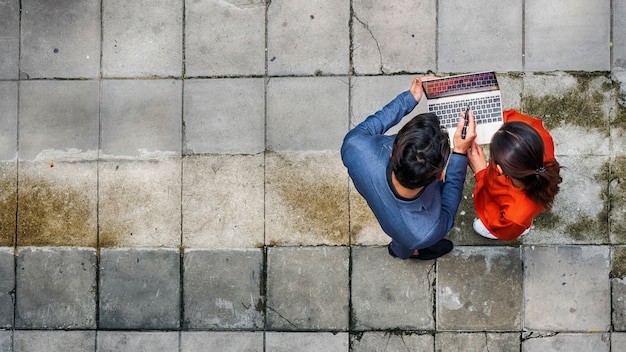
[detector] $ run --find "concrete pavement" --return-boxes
[1,0,626,351]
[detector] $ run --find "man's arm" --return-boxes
[436,109,477,235]
[438,153,469,233]
[346,91,417,138]
[342,76,428,142]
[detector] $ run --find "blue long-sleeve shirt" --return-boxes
[341,91,468,251]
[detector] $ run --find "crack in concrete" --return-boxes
[522,330,559,340]
[352,13,384,73]
[266,305,298,329]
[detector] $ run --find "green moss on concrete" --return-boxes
[611,246,626,278]
[522,91,607,132]
[610,156,626,241]
[612,81,626,130]
[522,73,611,133]
[565,214,608,242]
[561,159,610,242]
[533,211,561,231]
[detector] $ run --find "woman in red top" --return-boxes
[467,110,563,241]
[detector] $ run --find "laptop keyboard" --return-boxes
[428,95,502,129]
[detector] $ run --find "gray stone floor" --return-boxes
[1,0,626,351]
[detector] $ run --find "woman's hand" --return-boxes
[467,142,487,174]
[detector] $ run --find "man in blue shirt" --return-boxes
[341,76,476,260]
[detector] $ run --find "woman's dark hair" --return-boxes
[490,121,562,209]
[390,113,450,189]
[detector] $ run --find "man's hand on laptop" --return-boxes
[452,109,476,154]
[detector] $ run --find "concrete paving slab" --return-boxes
[612,245,626,277]
[613,246,626,330]
[266,247,349,331]
[613,278,626,331]
[101,80,182,157]
[102,0,182,78]
[351,0,436,75]
[437,247,522,331]
[185,0,265,77]
[0,81,17,161]
[265,152,349,246]
[609,156,626,243]
[97,331,178,352]
[0,247,13,328]
[521,332,610,352]
[498,73,524,112]
[525,0,610,71]
[613,333,626,351]
[183,78,265,154]
[0,331,10,352]
[15,247,96,329]
[267,77,348,151]
[181,331,263,352]
[0,163,16,247]
[610,117,626,158]
[351,332,433,352]
[526,155,608,245]
[267,0,349,76]
[615,1,626,71]
[18,80,99,161]
[436,332,519,352]
[265,332,349,352]
[99,248,180,329]
[182,155,264,248]
[438,0,522,73]
[98,158,181,247]
[523,246,610,331]
[20,0,100,79]
[17,161,97,247]
[0,0,19,79]
[351,247,435,330]
[521,72,611,156]
[182,249,264,329]
[13,330,95,352]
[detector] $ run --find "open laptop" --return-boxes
[422,71,504,145]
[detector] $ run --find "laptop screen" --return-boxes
[422,72,499,99]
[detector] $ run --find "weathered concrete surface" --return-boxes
[352,0,436,75]
[352,247,435,330]
[102,0,182,77]
[523,246,610,332]
[183,79,265,154]
[15,247,96,329]
[267,0,349,76]
[13,331,96,352]
[96,331,179,352]
[183,249,264,329]
[436,332,520,352]
[522,332,610,352]
[185,0,265,77]
[181,331,264,352]
[0,247,13,328]
[265,332,349,352]
[99,248,180,329]
[3,0,626,350]
[437,247,522,331]
[266,247,349,330]
[265,152,349,246]
[182,154,265,248]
